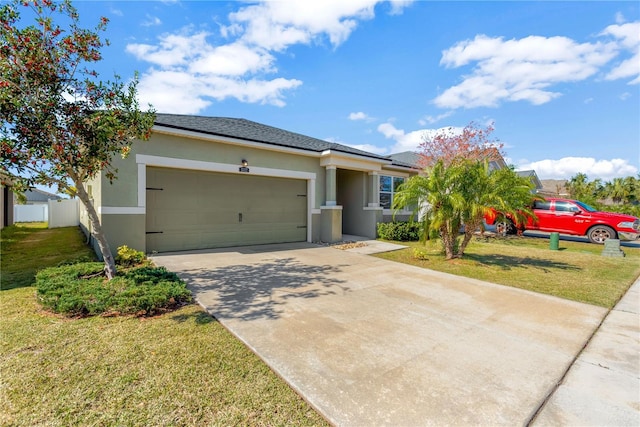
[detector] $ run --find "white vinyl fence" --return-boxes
[48,198,79,228]
[14,204,48,222]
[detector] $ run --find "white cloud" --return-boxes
[127,1,411,113]
[516,157,638,181]
[620,92,631,100]
[142,14,162,27]
[434,34,618,109]
[418,111,454,125]
[226,0,413,51]
[377,122,462,153]
[348,111,372,121]
[136,69,302,113]
[601,21,640,84]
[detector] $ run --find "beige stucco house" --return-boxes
[83,114,417,255]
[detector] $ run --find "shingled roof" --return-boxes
[154,113,391,162]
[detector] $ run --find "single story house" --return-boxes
[21,188,63,205]
[1,171,15,230]
[84,114,418,256]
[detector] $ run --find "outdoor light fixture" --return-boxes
[241,159,248,167]
[239,159,250,173]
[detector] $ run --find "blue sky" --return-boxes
[72,0,639,181]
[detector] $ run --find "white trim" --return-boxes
[99,207,145,215]
[136,154,316,180]
[306,179,315,242]
[320,205,343,210]
[364,206,383,211]
[311,208,321,214]
[137,163,146,208]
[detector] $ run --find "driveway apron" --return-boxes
[152,242,606,426]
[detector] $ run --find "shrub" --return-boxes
[413,247,429,260]
[377,221,421,241]
[36,263,192,317]
[116,245,147,267]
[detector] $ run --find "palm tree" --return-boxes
[622,176,638,204]
[605,177,628,204]
[393,158,536,259]
[567,173,590,200]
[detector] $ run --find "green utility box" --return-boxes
[549,232,560,250]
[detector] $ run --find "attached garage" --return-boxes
[145,167,307,253]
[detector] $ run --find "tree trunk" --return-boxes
[74,180,117,280]
[441,226,455,260]
[458,219,480,257]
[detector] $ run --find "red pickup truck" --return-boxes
[485,198,640,244]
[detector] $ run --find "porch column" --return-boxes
[325,165,337,206]
[368,172,380,207]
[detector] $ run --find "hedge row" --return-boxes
[377,221,421,241]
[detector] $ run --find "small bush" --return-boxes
[116,245,147,267]
[36,262,192,317]
[413,247,429,260]
[377,221,421,241]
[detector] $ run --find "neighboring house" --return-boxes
[84,114,418,256]
[516,170,543,194]
[539,179,570,197]
[1,171,15,230]
[20,188,62,205]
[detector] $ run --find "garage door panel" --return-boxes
[146,167,307,253]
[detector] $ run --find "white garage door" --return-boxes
[146,167,307,253]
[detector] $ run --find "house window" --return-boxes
[380,176,405,209]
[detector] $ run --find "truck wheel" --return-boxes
[587,225,616,244]
[495,219,516,236]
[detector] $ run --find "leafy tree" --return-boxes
[394,122,535,259]
[1,0,155,279]
[418,122,505,168]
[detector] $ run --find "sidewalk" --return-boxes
[532,277,640,425]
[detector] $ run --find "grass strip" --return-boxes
[375,235,640,308]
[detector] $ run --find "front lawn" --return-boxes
[375,235,640,308]
[0,224,328,426]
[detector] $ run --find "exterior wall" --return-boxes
[103,134,327,209]
[311,212,321,242]
[101,214,146,257]
[96,132,329,254]
[1,185,14,229]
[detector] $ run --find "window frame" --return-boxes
[379,175,410,213]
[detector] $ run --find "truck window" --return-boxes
[533,201,551,210]
[554,201,578,212]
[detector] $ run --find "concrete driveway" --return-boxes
[152,242,606,426]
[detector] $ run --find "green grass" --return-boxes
[0,225,328,426]
[1,223,96,290]
[375,235,640,308]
